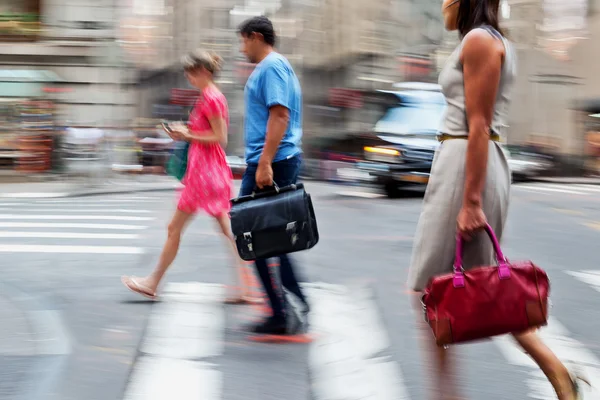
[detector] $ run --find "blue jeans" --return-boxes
[239,155,307,319]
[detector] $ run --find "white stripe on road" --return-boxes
[123,358,221,400]
[0,193,67,199]
[573,184,600,192]
[124,283,225,400]
[0,214,153,221]
[514,185,586,195]
[0,245,143,254]
[494,318,600,399]
[0,203,155,209]
[0,231,140,240]
[304,283,410,400]
[0,208,153,214]
[37,198,161,204]
[336,190,386,199]
[0,222,146,230]
[567,270,600,293]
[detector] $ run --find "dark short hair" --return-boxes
[238,16,276,46]
[457,0,503,37]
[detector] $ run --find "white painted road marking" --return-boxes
[123,358,221,400]
[0,214,153,221]
[494,318,600,399]
[304,283,410,400]
[515,185,587,195]
[0,208,153,214]
[0,222,146,230]
[124,282,225,400]
[37,198,161,204]
[0,193,68,199]
[0,232,140,240]
[567,270,600,293]
[0,245,144,254]
[514,183,600,196]
[336,190,386,199]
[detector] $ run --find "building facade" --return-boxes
[0,0,140,127]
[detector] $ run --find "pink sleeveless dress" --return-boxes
[177,86,233,216]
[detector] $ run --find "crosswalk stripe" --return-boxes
[0,244,143,254]
[0,222,146,230]
[304,283,410,400]
[515,185,586,195]
[0,208,153,214]
[0,214,154,221]
[0,193,67,199]
[494,317,600,399]
[336,190,385,199]
[124,283,225,400]
[567,270,600,293]
[573,184,600,192]
[0,232,140,239]
[11,203,160,209]
[37,199,162,204]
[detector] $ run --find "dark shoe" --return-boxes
[252,316,288,335]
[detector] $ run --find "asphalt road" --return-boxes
[1,181,600,400]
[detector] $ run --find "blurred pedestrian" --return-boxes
[122,49,258,304]
[407,1,586,399]
[237,16,310,334]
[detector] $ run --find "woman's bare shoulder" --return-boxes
[461,28,505,61]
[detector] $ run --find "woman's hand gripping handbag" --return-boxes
[421,224,550,346]
[229,183,319,261]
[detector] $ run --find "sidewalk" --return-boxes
[0,175,182,199]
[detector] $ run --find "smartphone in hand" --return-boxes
[161,121,173,133]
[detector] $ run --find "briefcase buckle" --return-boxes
[243,232,253,252]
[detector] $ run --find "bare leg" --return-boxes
[413,295,464,400]
[512,330,577,400]
[124,209,194,295]
[215,213,255,300]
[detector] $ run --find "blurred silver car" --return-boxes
[226,155,246,179]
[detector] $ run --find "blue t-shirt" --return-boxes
[243,52,302,165]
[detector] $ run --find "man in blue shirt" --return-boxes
[237,16,309,335]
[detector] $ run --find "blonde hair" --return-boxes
[181,49,223,75]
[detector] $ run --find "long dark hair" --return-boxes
[457,0,503,37]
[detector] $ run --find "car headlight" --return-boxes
[364,146,404,163]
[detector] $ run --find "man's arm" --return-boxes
[259,105,289,166]
[255,61,291,188]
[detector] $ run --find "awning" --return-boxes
[0,69,63,98]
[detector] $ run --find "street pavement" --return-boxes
[0,181,599,400]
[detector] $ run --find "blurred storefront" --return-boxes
[0,0,138,126]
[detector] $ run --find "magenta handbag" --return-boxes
[421,224,550,346]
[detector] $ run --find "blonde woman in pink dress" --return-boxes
[122,50,258,304]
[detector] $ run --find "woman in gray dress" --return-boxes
[408,0,586,399]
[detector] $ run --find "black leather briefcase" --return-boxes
[230,183,319,261]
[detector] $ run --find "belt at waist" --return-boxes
[437,133,500,143]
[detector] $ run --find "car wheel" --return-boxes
[384,182,402,198]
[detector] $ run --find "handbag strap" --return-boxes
[453,223,510,288]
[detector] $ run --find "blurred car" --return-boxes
[505,145,554,181]
[358,87,444,197]
[226,155,246,179]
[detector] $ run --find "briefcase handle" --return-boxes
[231,183,304,205]
[252,182,280,196]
